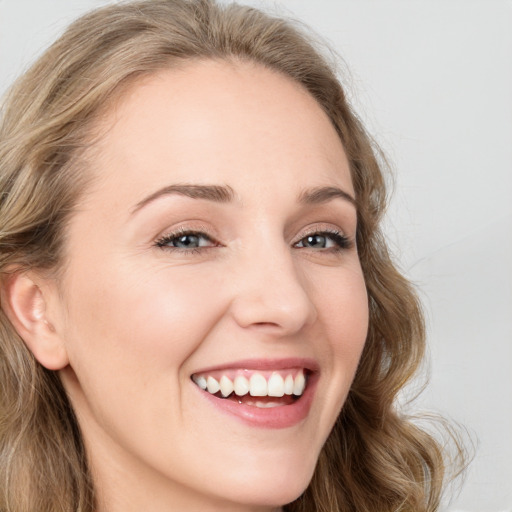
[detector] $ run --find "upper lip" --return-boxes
[191,357,319,375]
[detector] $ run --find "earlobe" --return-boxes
[1,271,69,370]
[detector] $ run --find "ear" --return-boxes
[1,271,69,370]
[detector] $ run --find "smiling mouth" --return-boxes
[191,369,308,408]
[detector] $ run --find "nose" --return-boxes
[228,242,318,335]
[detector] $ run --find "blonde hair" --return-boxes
[0,1,464,511]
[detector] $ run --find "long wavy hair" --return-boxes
[0,1,464,511]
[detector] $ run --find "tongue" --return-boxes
[226,394,296,407]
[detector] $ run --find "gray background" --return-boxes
[1,1,511,510]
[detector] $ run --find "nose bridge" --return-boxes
[229,233,317,333]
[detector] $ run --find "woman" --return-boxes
[0,1,463,511]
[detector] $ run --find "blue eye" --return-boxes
[155,229,351,253]
[295,231,351,251]
[156,231,214,250]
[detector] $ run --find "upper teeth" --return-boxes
[192,370,307,398]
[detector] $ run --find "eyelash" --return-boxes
[155,227,353,255]
[155,228,217,254]
[294,229,352,252]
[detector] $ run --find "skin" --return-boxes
[31,61,369,511]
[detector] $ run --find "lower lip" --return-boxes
[194,373,318,429]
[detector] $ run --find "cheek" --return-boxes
[59,259,230,462]
[315,263,369,358]
[312,265,368,429]
[60,259,227,405]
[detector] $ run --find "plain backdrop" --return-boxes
[1,1,511,510]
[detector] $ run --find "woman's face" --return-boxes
[52,61,369,511]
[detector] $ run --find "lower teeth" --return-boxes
[221,392,297,408]
[247,401,282,408]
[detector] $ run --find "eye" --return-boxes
[294,230,351,251]
[156,230,216,250]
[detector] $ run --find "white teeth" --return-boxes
[193,375,207,390]
[293,371,306,396]
[251,400,281,408]
[284,374,294,395]
[219,375,234,397]
[267,373,285,397]
[206,376,220,394]
[193,369,308,398]
[233,375,250,396]
[249,373,268,396]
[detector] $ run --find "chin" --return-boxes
[206,456,316,509]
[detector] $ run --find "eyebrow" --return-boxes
[298,186,357,208]
[131,183,356,214]
[131,184,236,214]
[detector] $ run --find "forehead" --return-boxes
[85,59,353,208]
